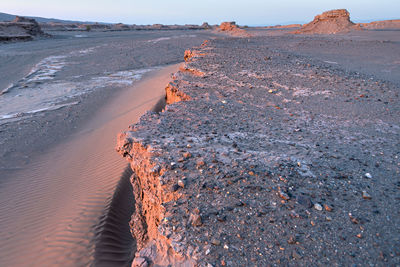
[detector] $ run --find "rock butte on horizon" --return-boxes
[0,16,46,41]
[293,9,361,34]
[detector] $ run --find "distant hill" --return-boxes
[0,11,104,24]
[0,12,15,22]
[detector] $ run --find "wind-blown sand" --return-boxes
[0,64,180,266]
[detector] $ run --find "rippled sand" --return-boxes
[0,64,180,266]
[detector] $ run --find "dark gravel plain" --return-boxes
[119,32,400,266]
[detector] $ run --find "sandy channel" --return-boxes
[0,64,180,266]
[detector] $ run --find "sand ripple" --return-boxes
[0,64,179,266]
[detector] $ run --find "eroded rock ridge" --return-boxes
[294,9,359,34]
[118,37,399,266]
[0,16,46,41]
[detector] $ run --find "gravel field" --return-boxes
[118,32,400,266]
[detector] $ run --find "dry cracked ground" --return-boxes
[118,36,400,266]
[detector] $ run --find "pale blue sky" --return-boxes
[1,0,399,25]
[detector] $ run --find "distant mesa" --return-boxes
[293,9,360,34]
[219,21,239,31]
[40,21,213,32]
[266,24,302,29]
[358,19,400,30]
[217,21,251,37]
[114,23,130,30]
[13,16,45,36]
[0,16,46,42]
[201,22,211,29]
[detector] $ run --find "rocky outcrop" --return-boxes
[216,21,251,37]
[219,21,238,32]
[41,22,212,32]
[117,37,399,266]
[0,16,45,41]
[12,16,44,35]
[266,24,302,29]
[201,22,211,29]
[294,9,359,34]
[358,19,400,30]
[114,23,131,31]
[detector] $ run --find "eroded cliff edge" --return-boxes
[117,38,400,266]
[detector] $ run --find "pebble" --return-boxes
[314,203,323,211]
[296,195,313,208]
[172,184,180,192]
[324,204,333,212]
[278,187,290,200]
[287,236,296,244]
[362,191,372,199]
[211,238,221,246]
[349,213,360,224]
[364,173,372,179]
[190,213,203,226]
[178,179,186,188]
[292,250,302,259]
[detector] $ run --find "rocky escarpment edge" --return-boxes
[117,37,399,266]
[0,16,47,42]
[116,42,211,266]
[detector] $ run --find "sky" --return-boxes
[1,0,399,25]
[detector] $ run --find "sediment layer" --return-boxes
[117,37,400,266]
